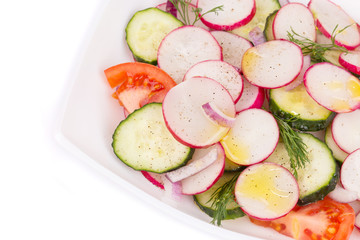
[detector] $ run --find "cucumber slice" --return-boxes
[266,133,339,206]
[231,0,280,40]
[224,158,245,172]
[125,8,183,65]
[263,10,277,41]
[269,84,335,131]
[194,172,245,220]
[112,103,194,173]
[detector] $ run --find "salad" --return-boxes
[103,0,360,239]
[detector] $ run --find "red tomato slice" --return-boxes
[250,197,355,240]
[104,62,176,113]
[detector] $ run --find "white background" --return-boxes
[0,1,219,239]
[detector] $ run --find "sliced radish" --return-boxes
[235,163,299,220]
[332,109,360,154]
[235,79,265,113]
[181,143,225,195]
[324,126,348,163]
[220,108,279,165]
[210,31,253,71]
[202,102,236,128]
[197,0,256,31]
[339,51,360,75]
[157,26,222,83]
[283,55,311,91]
[273,3,316,42]
[242,40,303,89]
[356,212,360,230]
[156,2,210,30]
[163,77,235,148]
[166,148,218,183]
[141,171,165,190]
[183,60,244,102]
[328,183,358,204]
[308,0,360,50]
[248,26,267,46]
[304,62,360,113]
[340,149,360,200]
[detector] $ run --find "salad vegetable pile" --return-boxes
[104,0,360,239]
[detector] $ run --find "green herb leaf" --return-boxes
[168,0,223,26]
[274,115,309,179]
[287,25,351,63]
[208,172,240,226]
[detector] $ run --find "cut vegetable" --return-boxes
[157,26,222,83]
[242,40,303,89]
[141,171,165,189]
[328,183,358,203]
[104,62,176,113]
[221,108,279,165]
[332,109,360,154]
[112,103,194,173]
[308,0,360,50]
[324,126,348,164]
[210,31,253,71]
[266,133,339,205]
[248,26,266,46]
[273,3,316,42]
[304,62,360,113]
[235,163,299,220]
[269,83,335,132]
[183,60,244,102]
[235,79,264,113]
[282,55,311,91]
[340,149,360,200]
[181,143,225,195]
[231,0,281,40]
[224,158,245,172]
[194,172,245,220]
[163,77,235,148]
[356,212,360,230]
[197,0,256,31]
[202,102,236,128]
[166,148,218,182]
[125,7,183,65]
[263,10,277,41]
[339,51,360,75]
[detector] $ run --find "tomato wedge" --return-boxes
[104,62,176,113]
[250,197,355,240]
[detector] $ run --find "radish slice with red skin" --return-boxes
[141,171,165,190]
[220,108,279,165]
[163,77,236,148]
[202,102,236,128]
[328,183,358,204]
[356,212,360,230]
[235,163,299,220]
[339,51,360,75]
[304,62,360,113]
[166,148,218,183]
[283,55,311,91]
[273,3,316,42]
[332,109,360,154]
[242,40,303,89]
[156,2,210,30]
[157,26,222,83]
[340,149,360,200]
[308,0,360,50]
[183,60,244,102]
[235,79,265,113]
[181,143,225,195]
[196,0,256,31]
[210,31,253,72]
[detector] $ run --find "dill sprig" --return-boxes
[168,0,223,26]
[287,25,351,63]
[274,115,309,179]
[208,172,241,226]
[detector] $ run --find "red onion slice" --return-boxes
[249,26,266,46]
[202,102,236,128]
[166,0,178,17]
